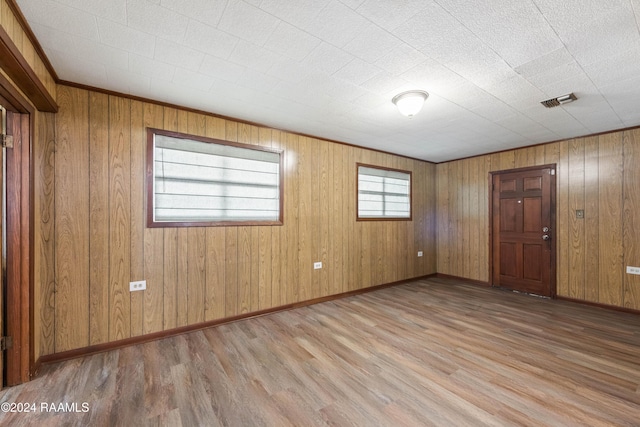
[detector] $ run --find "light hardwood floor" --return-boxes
[2,278,640,426]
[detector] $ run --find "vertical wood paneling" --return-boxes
[236,124,255,314]
[175,110,189,327]
[584,138,599,302]
[298,136,313,300]
[34,111,56,359]
[344,146,355,291]
[358,150,372,290]
[108,96,131,341]
[140,104,166,334]
[141,103,164,335]
[270,130,284,306]
[437,133,636,309]
[598,133,623,306]
[258,128,273,310]
[479,156,490,282]
[557,141,570,297]
[319,139,330,297]
[623,129,640,310]
[436,163,449,274]
[285,133,300,304]
[54,86,90,352]
[568,139,585,299]
[129,100,145,337]
[41,89,441,356]
[204,116,226,320]
[330,143,344,295]
[88,92,109,345]
[187,113,207,323]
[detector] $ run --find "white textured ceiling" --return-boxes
[14,0,640,162]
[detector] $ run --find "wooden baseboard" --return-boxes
[35,274,434,370]
[556,296,640,316]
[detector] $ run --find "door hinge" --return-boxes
[1,133,13,148]
[0,336,13,351]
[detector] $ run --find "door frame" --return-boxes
[1,75,34,387]
[489,164,557,298]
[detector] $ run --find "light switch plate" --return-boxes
[314,262,322,270]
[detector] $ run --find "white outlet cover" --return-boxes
[314,262,322,269]
[129,280,147,292]
[627,266,640,275]
[417,251,423,257]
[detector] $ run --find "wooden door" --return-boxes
[491,166,556,296]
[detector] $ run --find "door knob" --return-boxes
[542,226,549,232]
[542,234,550,241]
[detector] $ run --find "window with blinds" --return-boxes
[357,164,411,220]
[147,129,283,227]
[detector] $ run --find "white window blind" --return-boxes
[358,165,411,219]
[152,133,281,224]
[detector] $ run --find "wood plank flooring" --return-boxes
[2,278,640,426]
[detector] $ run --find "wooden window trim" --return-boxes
[146,128,284,228]
[356,162,413,221]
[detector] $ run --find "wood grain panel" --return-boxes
[583,137,599,302]
[330,143,344,295]
[568,139,585,299]
[556,141,570,297]
[623,129,640,310]
[479,156,490,282]
[54,86,90,352]
[319,139,330,298]
[597,133,623,306]
[88,92,109,345]
[141,103,164,335]
[38,87,440,356]
[129,100,144,337]
[203,115,227,320]
[462,158,471,279]
[108,95,131,341]
[298,136,313,301]
[258,128,273,310]
[34,111,56,358]
[285,133,300,304]
[436,163,450,275]
[175,111,190,327]
[469,157,480,280]
[187,113,206,323]
[358,150,372,290]
[270,130,284,306]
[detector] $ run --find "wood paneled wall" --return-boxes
[436,129,640,310]
[0,0,56,101]
[33,85,437,358]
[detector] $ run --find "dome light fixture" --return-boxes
[392,90,429,118]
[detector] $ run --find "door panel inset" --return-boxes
[523,198,541,232]
[500,199,519,232]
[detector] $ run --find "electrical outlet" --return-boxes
[417,251,423,257]
[314,262,322,270]
[627,266,640,275]
[130,280,146,292]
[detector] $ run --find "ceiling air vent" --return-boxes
[541,93,577,108]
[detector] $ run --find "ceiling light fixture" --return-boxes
[392,90,429,118]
